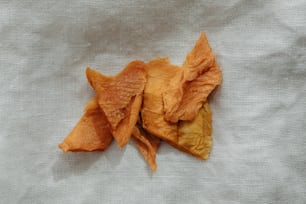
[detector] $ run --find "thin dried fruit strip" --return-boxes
[132,125,160,171]
[58,97,113,152]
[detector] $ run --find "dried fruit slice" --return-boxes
[86,61,147,129]
[141,58,180,143]
[182,33,215,81]
[163,33,221,123]
[111,94,143,147]
[165,62,221,122]
[141,57,215,160]
[176,102,213,159]
[86,61,147,147]
[132,125,160,171]
[58,32,221,171]
[142,110,178,143]
[58,97,113,152]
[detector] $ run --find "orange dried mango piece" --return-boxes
[111,94,143,147]
[86,61,147,147]
[132,124,160,171]
[58,97,113,152]
[165,62,221,122]
[182,33,215,81]
[142,110,178,143]
[163,33,221,123]
[86,61,147,129]
[175,102,212,159]
[141,57,214,160]
[141,58,180,143]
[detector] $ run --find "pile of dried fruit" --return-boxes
[58,33,222,171]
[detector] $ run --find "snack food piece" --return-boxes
[141,58,180,143]
[86,61,147,129]
[58,97,112,152]
[176,102,212,159]
[86,61,147,147]
[58,32,221,171]
[166,61,221,122]
[132,124,160,171]
[163,33,222,123]
[141,58,214,159]
[111,94,143,148]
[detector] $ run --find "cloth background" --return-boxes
[1,0,305,203]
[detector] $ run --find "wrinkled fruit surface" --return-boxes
[58,32,222,171]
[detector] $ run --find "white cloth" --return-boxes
[1,0,306,203]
